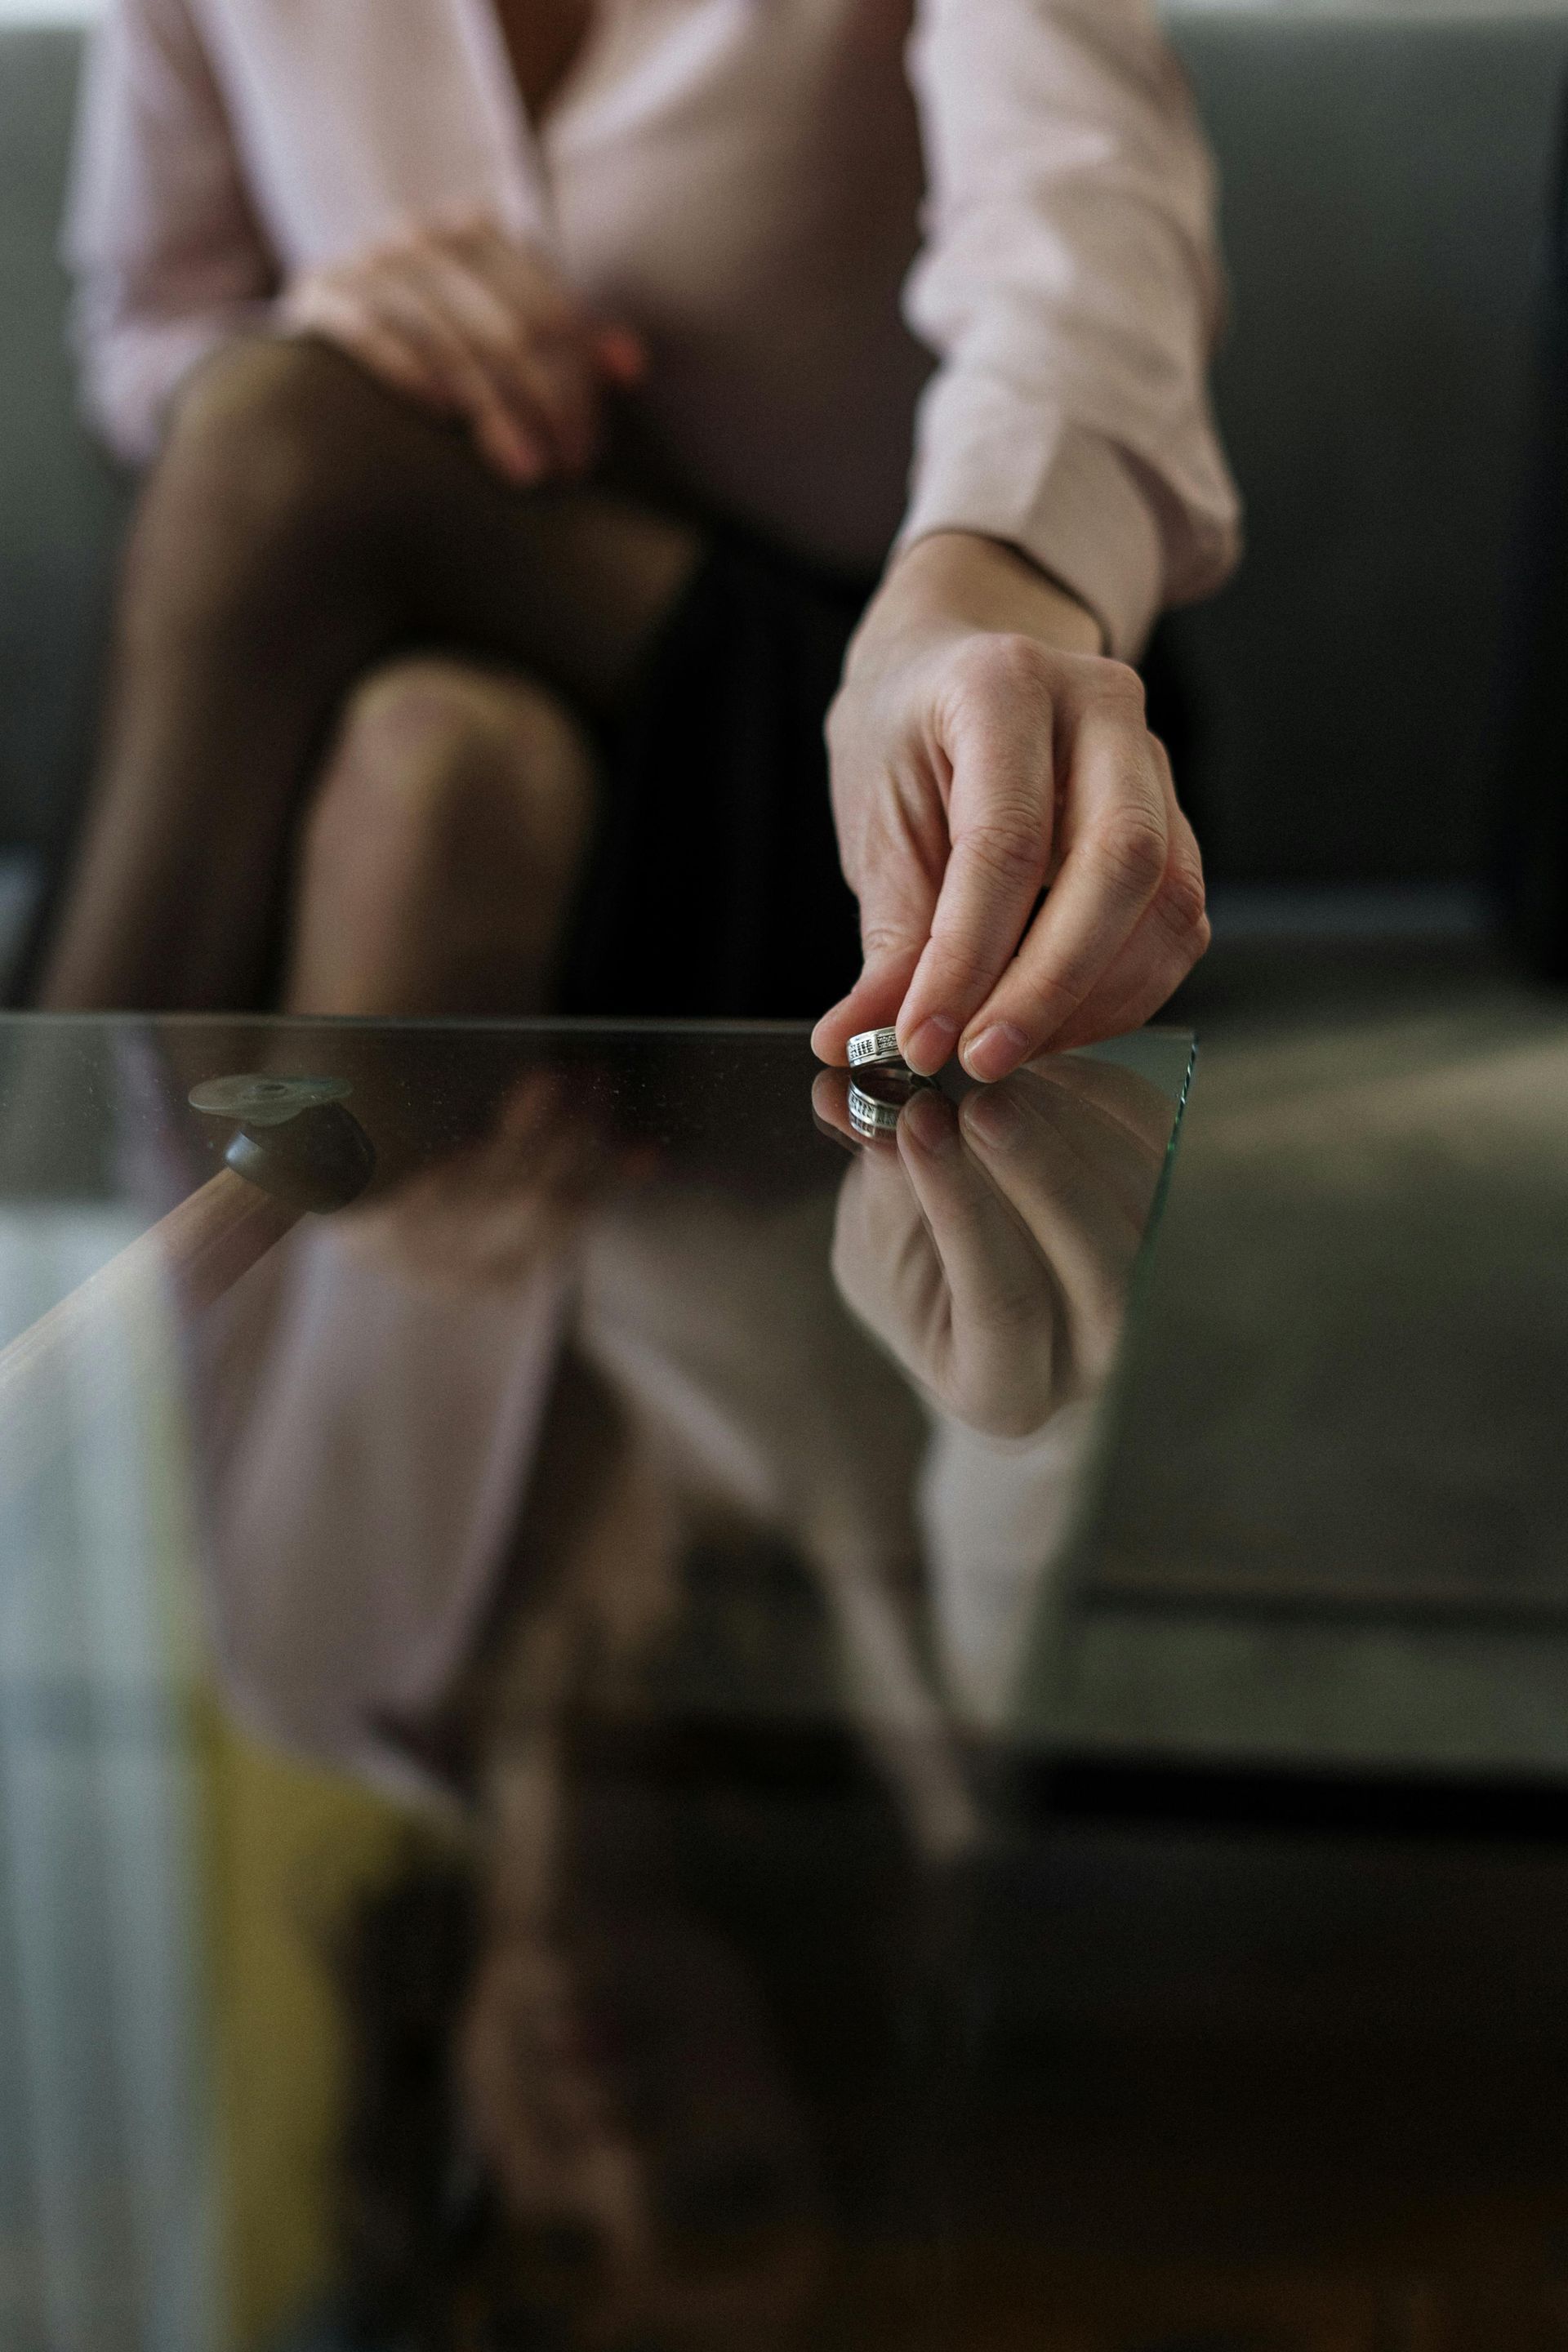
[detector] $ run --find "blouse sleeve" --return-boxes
[63,0,280,466]
[897,0,1242,658]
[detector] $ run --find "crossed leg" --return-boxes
[38,337,702,1015]
[283,658,599,1017]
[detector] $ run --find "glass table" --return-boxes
[0,1012,1197,2352]
[5,1013,1567,2352]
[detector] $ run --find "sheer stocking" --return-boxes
[38,336,701,1013]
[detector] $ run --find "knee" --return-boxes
[138,337,399,576]
[302,658,597,897]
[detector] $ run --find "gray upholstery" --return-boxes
[1167,11,1568,882]
[0,27,127,861]
[2,11,1566,884]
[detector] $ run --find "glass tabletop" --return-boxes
[0,1011,1196,2352]
[0,1013,1192,1744]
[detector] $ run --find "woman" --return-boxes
[40,0,1240,1071]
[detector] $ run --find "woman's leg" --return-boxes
[284,657,598,1017]
[38,337,699,1012]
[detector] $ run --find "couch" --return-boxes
[3,8,1568,957]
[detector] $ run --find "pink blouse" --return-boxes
[65,0,1241,656]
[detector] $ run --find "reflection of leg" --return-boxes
[285,658,597,1017]
[38,337,700,1012]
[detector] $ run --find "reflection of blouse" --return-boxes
[198,1196,1089,1814]
[198,1197,928,1804]
[66,0,1241,656]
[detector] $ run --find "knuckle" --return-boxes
[1089,661,1147,717]
[1089,805,1168,898]
[926,939,998,1000]
[956,813,1049,892]
[1168,901,1213,973]
[1159,855,1209,941]
[954,631,1057,709]
[859,917,921,960]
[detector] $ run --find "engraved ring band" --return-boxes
[847,1027,904,1070]
[848,1082,905,1138]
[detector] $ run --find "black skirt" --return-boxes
[560,532,870,1021]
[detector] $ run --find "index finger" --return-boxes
[458,218,590,344]
[956,1082,1143,1378]
[894,643,1055,1075]
[376,248,549,479]
[895,1086,1058,1351]
[957,688,1170,1082]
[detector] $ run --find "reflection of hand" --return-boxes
[815,1057,1169,1437]
[280,212,645,484]
[342,1069,653,1294]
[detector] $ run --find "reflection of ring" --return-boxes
[848,1027,904,1069]
[849,1080,914,1138]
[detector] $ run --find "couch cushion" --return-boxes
[1167,10,1568,882]
[0,25,127,860]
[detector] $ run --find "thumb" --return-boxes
[810,871,936,1066]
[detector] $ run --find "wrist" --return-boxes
[852,531,1107,675]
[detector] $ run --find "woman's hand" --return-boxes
[814,1057,1169,1437]
[279,211,645,485]
[811,532,1209,1080]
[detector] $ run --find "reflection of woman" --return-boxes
[198,1101,937,2349]
[40,0,1236,1071]
[194,1054,1165,2345]
[322,1354,836,2352]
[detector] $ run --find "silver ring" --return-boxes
[848,1080,905,1137]
[847,1027,904,1070]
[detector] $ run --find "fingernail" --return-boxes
[903,1013,959,1076]
[901,1086,956,1154]
[962,1088,1023,1149]
[961,1022,1029,1083]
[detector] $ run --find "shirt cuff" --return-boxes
[893,378,1170,662]
[79,301,280,467]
